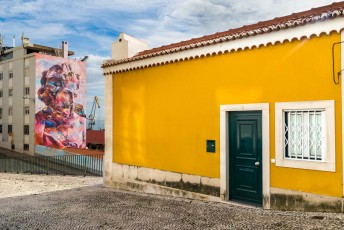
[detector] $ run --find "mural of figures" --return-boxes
[35,54,86,149]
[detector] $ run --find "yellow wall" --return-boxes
[113,33,342,197]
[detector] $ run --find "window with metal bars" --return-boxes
[284,110,325,161]
[275,100,335,172]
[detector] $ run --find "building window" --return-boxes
[24,87,30,95]
[9,72,13,79]
[8,89,13,97]
[23,144,29,151]
[0,90,2,97]
[24,125,29,135]
[0,125,2,133]
[8,125,12,134]
[25,106,29,115]
[275,100,335,172]
[0,108,2,119]
[0,73,3,80]
[8,107,12,116]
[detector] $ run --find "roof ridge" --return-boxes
[103,1,344,68]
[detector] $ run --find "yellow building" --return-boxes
[102,2,344,212]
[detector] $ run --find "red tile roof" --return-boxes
[86,130,105,145]
[102,2,344,68]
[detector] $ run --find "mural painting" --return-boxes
[35,54,86,149]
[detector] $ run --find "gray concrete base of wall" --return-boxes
[104,178,344,213]
[270,188,344,213]
[104,177,222,202]
[104,163,344,212]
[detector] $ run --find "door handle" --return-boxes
[255,161,260,166]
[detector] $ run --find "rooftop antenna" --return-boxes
[12,35,15,47]
[21,32,30,47]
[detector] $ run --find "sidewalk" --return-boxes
[0,173,344,229]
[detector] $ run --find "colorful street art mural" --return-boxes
[35,54,86,149]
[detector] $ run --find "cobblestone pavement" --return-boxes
[1,184,344,230]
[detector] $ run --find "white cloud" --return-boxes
[130,0,344,48]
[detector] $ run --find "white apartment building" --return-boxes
[0,39,76,155]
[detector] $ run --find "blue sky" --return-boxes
[0,0,341,129]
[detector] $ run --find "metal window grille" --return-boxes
[284,110,325,161]
[9,72,13,79]
[24,87,30,95]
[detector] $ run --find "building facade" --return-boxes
[0,39,86,155]
[102,3,344,212]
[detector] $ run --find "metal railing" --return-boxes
[0,154,103,176]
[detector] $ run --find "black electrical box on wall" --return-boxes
[206,140,216,153]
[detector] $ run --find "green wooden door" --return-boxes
[229,111,262,205]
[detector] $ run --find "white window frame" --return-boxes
[275,100,335,172]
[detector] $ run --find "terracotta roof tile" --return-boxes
[86,130,105,145]
[102,2,344,68]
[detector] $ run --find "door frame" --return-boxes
[220,103,270,209]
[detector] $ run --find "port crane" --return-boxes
[87,96,100,130]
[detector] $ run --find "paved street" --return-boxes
[1,182,344,229]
